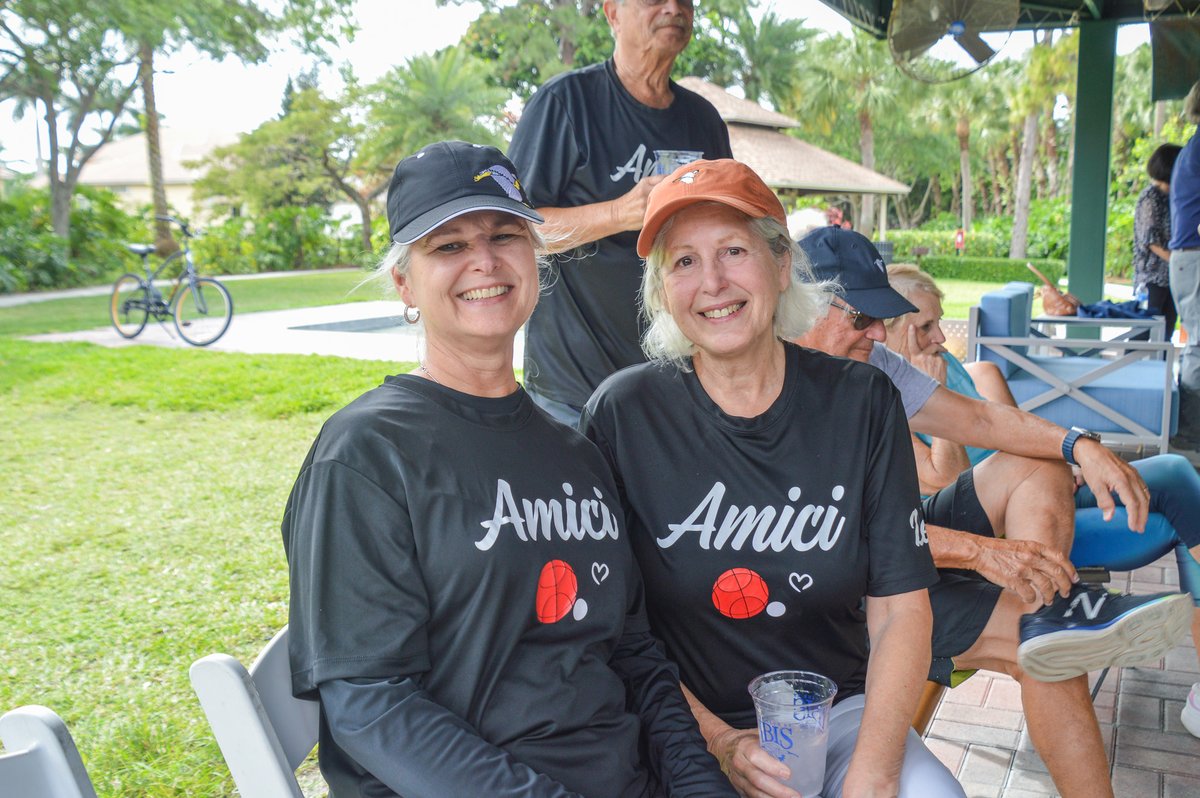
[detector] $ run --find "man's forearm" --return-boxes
[537,204,625,253]
[911,388,1066,461]
[925,524,981,570]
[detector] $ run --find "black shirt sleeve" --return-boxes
[319,678,583,798]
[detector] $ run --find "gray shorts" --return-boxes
[922,469,1003,686]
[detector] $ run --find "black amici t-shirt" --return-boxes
[581,344,937,729]
[282,376,732,797]
[508,60,732,408]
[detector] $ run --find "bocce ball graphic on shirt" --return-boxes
[536,559,590,623]
[711,567,789,619]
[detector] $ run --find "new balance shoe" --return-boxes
[1017,586,1191,682]
[1183,683,1200,738]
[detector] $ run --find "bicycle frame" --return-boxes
[130,225,204,318]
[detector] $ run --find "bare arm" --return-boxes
[925,524,1076,604]
[909,387,1149,530]
[909,433,969,495]
[536,175,665,253]
[841,590,932,798]
[681,684,798,798]
[1150,243,1171,261]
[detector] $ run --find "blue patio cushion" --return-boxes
[977,282,1035,378]
[1005,355,1179,436]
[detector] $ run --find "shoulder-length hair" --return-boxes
[640,204,834,367]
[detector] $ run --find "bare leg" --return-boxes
[955,591,1114,798]
[971,452,1077,554]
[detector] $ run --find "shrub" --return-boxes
[918,255,1065,284]
[192,206,351,274]
[0,185,139,292]
[886,228,1007,258]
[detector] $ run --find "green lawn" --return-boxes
[0,338,412,796]
[0,269,1015,796]
[0,268,381,337]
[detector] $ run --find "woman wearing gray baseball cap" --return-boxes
[281,141,735,798]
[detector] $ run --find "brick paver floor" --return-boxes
[923,554,1200,797]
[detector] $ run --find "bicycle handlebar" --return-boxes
[155,215,194,238]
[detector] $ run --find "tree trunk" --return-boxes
[1043,110,1059,197]
[957,114,972,230]
[858,111,875,239]
[555,0,577,67]
[1155,101,1167,137]
[1009,111,1040,259]
[931,173,942,213]
[950,175,960,219]
[139,41,177,257]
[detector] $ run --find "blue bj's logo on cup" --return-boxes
[749,671,838,796]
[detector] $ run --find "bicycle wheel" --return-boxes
[174,277,233,346]
[110,273,149,338]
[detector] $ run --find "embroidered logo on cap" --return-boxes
[675,168,700,184]
[474,164,524,202]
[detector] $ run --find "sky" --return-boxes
[0,0,1151,173]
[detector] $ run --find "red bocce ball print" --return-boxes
[711,567,769,619]
[536,559,579,623]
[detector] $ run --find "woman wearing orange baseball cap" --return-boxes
[581,159,964,798]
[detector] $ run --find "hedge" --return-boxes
[917,255,1066,285]
[885,229,1008,259]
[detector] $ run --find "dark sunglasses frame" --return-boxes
[830,300,879,331]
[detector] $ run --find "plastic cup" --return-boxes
[748,670,838,797]
[652,149,705,175]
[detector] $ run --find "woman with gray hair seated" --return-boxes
[282,141,736,798]
[581,159,964,798]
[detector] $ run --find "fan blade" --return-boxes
[891,22,946,60]
[955,29,995,64]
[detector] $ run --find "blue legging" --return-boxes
[1070,454,1200,606]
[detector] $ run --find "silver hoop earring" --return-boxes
[403,305,421,324]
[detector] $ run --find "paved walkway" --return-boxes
[24,300,526,367]
[923,554,1200,797]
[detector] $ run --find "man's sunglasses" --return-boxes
[830,301,879,331]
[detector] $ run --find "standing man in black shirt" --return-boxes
[508,0,732,424]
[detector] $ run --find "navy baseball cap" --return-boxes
[798,227,918,318]
[386,141,543,245]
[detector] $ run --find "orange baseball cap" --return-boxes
[636,159,787,257]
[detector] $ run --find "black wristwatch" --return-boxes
[1061,426,1102,466]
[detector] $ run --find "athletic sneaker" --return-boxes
[1017,585,1192,682]
[1183,683,1200,738]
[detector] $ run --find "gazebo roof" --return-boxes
[677,77,910,197]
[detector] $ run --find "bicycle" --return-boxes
[109,215,233,347]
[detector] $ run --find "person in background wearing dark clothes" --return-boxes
[1135,143,1181,336]
[508,0,732,426]
[1169,81,1200,449]
[281,140,736,798]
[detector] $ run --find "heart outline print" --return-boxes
[789,573,813,592]
[592,562,609,585]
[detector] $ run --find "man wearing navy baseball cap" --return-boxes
[795,226,1182,798]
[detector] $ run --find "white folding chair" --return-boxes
[190,626,320,798]
[0,705,98,798]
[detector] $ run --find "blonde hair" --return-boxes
[640,204,833,367]
[884,262,941,331]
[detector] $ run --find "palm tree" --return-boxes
[795,31,899,239]
[939,77,988,230]
[362,46,510,164]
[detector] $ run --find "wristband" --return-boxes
[1061,427,1101,466]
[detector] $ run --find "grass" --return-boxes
[0,269,1016,795]
[0,268,381,337]
[0,337,412,796]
